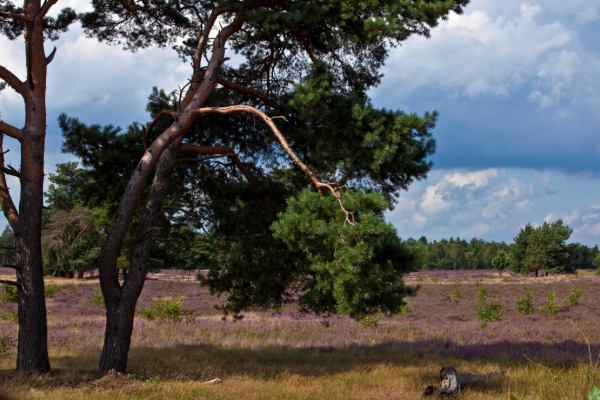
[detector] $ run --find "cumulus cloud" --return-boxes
[387,168,600,246]
[379,2,589,108]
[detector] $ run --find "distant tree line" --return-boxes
[405,219,600,275]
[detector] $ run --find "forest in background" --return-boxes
[1,160,596,278]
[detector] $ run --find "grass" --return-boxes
[0,347,597,399]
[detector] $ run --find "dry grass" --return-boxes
[0,347,597,399]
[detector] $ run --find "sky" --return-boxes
[1,0,600,245]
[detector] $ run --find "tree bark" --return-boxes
[0,0,55,373]
[99,137,183,371]
[77,270,84,279]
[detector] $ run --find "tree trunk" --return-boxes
[99,294,137,372]
[99,137,183,372]
[77,270,84,279]
[11,0,53,373]
[96,13,244,373]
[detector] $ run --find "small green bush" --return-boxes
[477,300,503,327]
[140,297,187,322]
[68,283,78,294]
[399,303,412,315]
[91,288,105,308]
[0,283,18,303]
[431,277,439,282]
[44,283,61,298]
[539,289,560,314]
[475,283,502,327]
[590,386,600,400]
[359,315,378,328]
[566,286,583,307]
[0,310,18,325]
[452,285,461,298]
[0,335,16,357]
[516,288,534,314]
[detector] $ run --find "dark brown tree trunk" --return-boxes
[77,270,84,279]
[0,0,58,373]
[98,138,183,371]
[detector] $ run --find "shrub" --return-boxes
[68,283,78,294]
[477,300,503,327]
[140,297,187,322]
[475,283,502,327]
[0,283,18,303]
[431,277,439,282]
[0,310,18,325]
[399,303,412,315]
[590,387,600,400]
[566,286,583,307]
[452,285,461,298]
[91,288,105,308]
[539,289,560,314]
[359,315,378,328]
[516,289,534,314]
[44,283,61,298]
[476,283,488,302]
[0,335,16,357]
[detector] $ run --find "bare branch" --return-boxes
[0,135,19,227]
[0,246,15,250]
[1,264,20,271]
[0,66,28,100]
[216,75,275,107]
[46,46,57,65]
[180,143,255,186]
[0,121,23,143]
[0,279,21,288]
[192,105,356,224]
[144,110,177,144]
[0,164,20,179]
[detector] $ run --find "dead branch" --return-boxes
[0,121,24,143]
[1,264,20,271]
[422,366,507,398]
[144,110,178,145]
[0,135,19,227]
[45,46,57,65]
[191,105,356,225]
[0,164,20,179]
[0,246,15,250]
[0,279,21,289]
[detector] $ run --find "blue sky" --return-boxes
[1,0,600,245]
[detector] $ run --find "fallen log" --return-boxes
[422,366,507,398]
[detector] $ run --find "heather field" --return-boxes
[1,268,599,399]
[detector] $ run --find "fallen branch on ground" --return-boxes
[422,366,507,398]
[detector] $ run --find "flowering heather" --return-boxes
[0,268,599,367]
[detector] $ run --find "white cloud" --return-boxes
[378,1,596,109]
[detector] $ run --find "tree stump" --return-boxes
[422,366,507,398]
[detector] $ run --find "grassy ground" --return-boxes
[1,269,599,399]
[0,348,597,399]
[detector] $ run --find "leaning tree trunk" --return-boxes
[97,11,244,372]
[98,137,183,371]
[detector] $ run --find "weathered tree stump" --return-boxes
[422,366,507,398]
